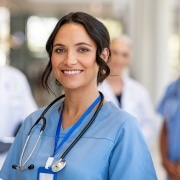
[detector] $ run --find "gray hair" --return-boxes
[111,35,133,47]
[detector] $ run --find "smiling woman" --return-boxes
[0,12,157,180]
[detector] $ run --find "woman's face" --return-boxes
[51,23,98,91]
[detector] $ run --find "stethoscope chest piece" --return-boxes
[52,159,66,172]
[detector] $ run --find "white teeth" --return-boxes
[63,70,81,74]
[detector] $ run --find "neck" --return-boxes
[107,76,123,95]
[61,90,100,129]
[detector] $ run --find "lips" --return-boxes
[62,70,82,75]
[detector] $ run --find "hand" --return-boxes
[163,159,180,179]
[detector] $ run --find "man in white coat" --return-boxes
[98,35,158,147]
[0,65,38,168]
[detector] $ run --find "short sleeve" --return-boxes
[109,117,157,180]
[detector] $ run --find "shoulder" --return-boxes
[98,102,149,153]
[166,79,179,93]
[124,76,150,96]
[102,101,136,120]
[99,102,140,134]
[3,66,26,79]
[22,101,62,133]
[29,100,62,118]
[158,80,179,102]
[2,66,29,89]
[125,76,146,91]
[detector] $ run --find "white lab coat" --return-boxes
[98,76,158,146]
[0,65,37,168]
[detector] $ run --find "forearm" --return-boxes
[160,121,168,168]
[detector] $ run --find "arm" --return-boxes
[160,120,168,168]
[160,121,180,179]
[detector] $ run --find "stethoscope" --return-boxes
[12,92,104,172]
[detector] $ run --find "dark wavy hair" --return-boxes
[42,11,110,91]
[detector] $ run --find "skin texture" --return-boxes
[52,23,98,92]
[160,121,180,180]
[51,23,109,129]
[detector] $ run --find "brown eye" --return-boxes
[54,48,65,53]
[79,47,89,53]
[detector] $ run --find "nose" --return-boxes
[64,50,77,65]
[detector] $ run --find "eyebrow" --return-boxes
[53,42,93,48]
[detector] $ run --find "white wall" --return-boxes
[127,0,174,106]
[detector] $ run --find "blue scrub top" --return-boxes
[0,101,157,180]
[157,79,180,161]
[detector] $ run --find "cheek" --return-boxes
[82,54,97,68]
[122,58,130,67]
[51,55,61,68]
[83,59,99,76]
[114,58,128,67]
[109,58,119,67]
[51,58,62,79]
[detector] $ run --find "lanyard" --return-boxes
[42,93,103,174]
[52,95,101,157]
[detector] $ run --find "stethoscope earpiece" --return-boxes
[12,164,19,169]
[12,164,34,171]
[28,164,34,170]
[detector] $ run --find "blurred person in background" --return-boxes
[0,64,38,168]
[98,35,158,147]
[157,77,180,180]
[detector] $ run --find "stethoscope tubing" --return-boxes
[28,94,65,134]
[17,94,66,170]
[20,132,43,168]
[60,92,104,159]
[14,92,104,171]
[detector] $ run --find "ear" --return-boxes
[100,48,110,62]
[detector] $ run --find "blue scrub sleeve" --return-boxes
[0,119,28,179]
[109,117,157,180]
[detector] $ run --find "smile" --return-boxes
[62,70,82,75]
